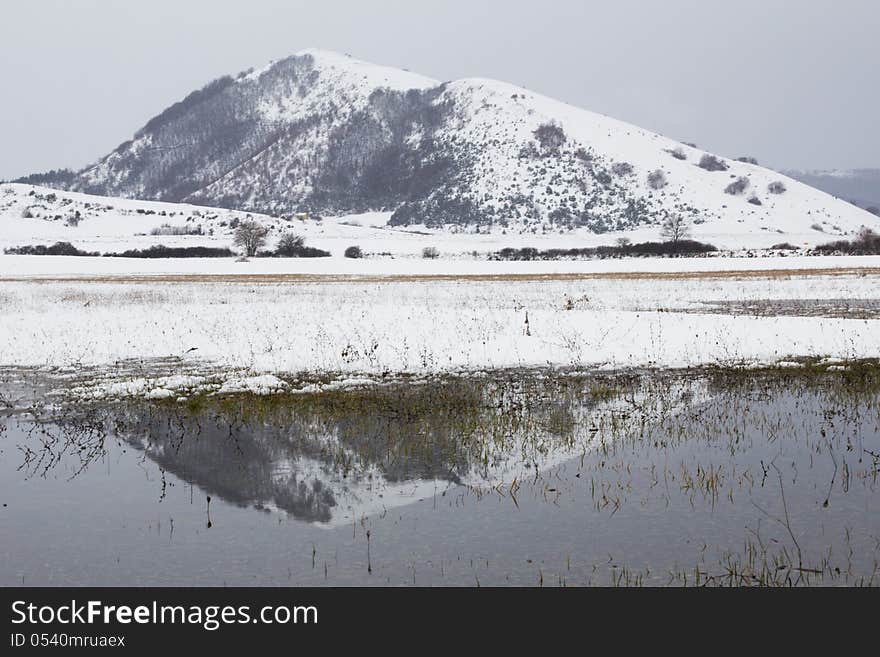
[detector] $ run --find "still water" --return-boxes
[1,369,878,586]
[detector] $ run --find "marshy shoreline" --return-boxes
[2,361,878,586]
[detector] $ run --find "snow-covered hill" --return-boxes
[14,49,879,242]
[0,182,460,256]
[1,180,875,255]
[0,183,282,253]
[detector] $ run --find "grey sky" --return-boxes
[1,0,877,180]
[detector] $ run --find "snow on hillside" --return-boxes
[0,183,282,252]
[2,181,877,256]
[259,48,437,121]
[0,182,468,256]
[421,77,876,240]
[0,183,880,258]
[254,50,436,151]
[18,50,877,243]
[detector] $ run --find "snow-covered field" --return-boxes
[3,183,879,400]
[1,253,879,278]
[1,254,878,400]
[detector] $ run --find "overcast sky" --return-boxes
[1,0,877,180]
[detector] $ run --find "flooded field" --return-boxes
[689,298,880,320]
[1,364,878,586]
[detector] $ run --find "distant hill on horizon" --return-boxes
[782,169,880,214]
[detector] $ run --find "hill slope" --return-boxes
[18,49,877,239]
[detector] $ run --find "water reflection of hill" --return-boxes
[18,373,699,524]
[121,375,675,523]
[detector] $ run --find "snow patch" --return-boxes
[217,374,289,395]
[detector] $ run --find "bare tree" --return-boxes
[660,215,691,243]
[233,220,268,257]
